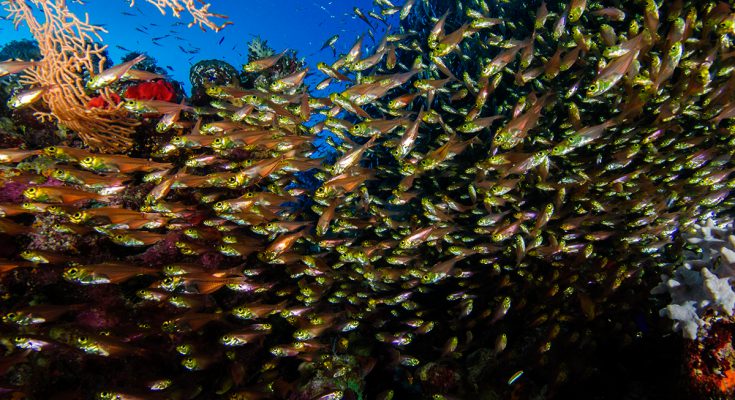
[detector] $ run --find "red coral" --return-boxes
[76,307,120,330]
[419,362,459,394]
[200,251,225,272]
[685,320,735,398]
[124,80,176,102]
[86,93,121,109]
[136,231,183,266]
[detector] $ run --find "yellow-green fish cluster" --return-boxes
[2,0,735,398]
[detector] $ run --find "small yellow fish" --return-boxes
[0,59,38,77]
[79,154,172,173]
[243,50,287,73]
[87,54,146,90]
[8,86,52,109]
[23,186,110,204]
[0,148,41,164]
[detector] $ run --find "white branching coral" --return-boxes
[652,219,735,339]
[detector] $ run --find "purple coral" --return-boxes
[0,181,29,203]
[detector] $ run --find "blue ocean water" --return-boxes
[0,0,391,93]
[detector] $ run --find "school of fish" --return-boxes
[2,0,735,398]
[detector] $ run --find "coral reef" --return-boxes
[684,321,735,398]
[241,37,305,91]
[0,39,41,62]
[0,40,40,115]
[124,81,178,102]
[0,40,40,90]
[120,52,168,77]
[247,36,277,63]
[189,59,240,104]
[1,0,735,399]
[117,51,184,102]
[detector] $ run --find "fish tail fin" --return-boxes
[197,280,227,294]
[94,193,115,203]
[132,54,147,65]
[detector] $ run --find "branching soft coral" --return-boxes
[131,0,231,32]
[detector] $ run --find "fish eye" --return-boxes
[53,169,64,176]
[77,335,88,344]
[115,234,124,240]
[245,192,255,198]
[26,187,36,193]
[67,267,79,276]
[73,212,83,219]
[228,177,237,184]
[176,344,191,353]
[83,157,93,163]
[5,312,17,321]
[163,277,174,285]
[316,187,325,194]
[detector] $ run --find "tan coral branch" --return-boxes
[133,0,231,32]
